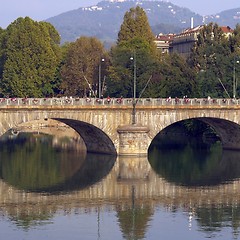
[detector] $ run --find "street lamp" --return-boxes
[130,51,137,125]
[99,58,105,98]
[233,58,239,99]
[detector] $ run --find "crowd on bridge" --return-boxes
[0,96,239,106]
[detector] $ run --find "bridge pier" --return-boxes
[117,124,150,156]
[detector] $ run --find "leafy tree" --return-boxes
[116,6,157,59]
[107,6,158,98]
[108,37,159,98]
[229,24,240,97]
[53,42,72,96]
[117,6,155,49]
[188,23,232,98]
[60,36,107,97]
[143,53,196,98]
[0,17,61,97]
[108,6,197,98]
[229,24,240,53]
[0,28,6,82]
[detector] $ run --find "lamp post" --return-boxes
[130,51,137,125]
[233,58,239,99]
[99,58,105,98]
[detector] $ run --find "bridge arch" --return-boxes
[7,118,117,155]
[149,117,240,151]
[53,118,117,155]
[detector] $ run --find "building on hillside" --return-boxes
[170,25,203,58]
[155,25,234,58]
[220,26,234,37]
[154,33,174,54]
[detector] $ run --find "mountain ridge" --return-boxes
[45,0,240,45]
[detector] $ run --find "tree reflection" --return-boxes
[0,133,85,191]
[149,140,240,186]
[7,209,54,231]
[195,206,240,239]
[117,205,153,240]
[0,132,116,193]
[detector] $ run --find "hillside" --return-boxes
[204,8,240,27]
[45,0,240,45]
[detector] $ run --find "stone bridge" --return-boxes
[1,97,240,155]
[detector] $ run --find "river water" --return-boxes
[0,129,240,240]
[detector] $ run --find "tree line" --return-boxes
[0,7,240,99]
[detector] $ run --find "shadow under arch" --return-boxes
[150,116,240,151]
[148,117,240,186]
[198,117,240,150]
[53,118,117,155]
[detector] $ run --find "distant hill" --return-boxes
[45,0,240,46]
[204,8,240,27]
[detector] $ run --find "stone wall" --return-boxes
[1,104,240,154]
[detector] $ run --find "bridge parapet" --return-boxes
[0,97,239,107]
[1,97,240,154]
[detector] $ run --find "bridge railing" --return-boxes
[0,97,239,107]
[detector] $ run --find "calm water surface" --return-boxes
[0,132,240,240]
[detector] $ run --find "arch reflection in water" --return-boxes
[0,132,116,193]
[149,139,240,186]
[0,153,240,239]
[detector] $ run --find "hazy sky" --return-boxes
[0,0,239,28]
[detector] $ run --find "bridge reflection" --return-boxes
[149,142,240,186]
[0,154,240,211]
[0,131,116,192]
[0,154,240,237]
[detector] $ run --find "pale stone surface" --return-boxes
[1,104,240,154]
[117,124,150,156]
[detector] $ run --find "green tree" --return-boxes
[60,36,106,97]
[117,6,156,52]
[0,17,61,97]
[108,38,159,97]
[229,24,240,53]
[0,27,6,82]
[53,42,72,96]
[188,23,232,98]
[107,6,158,98]
[229,24,240,97]
[146,53,196,98]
